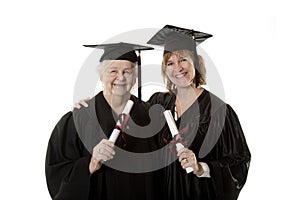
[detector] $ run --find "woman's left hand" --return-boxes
[178,148,204,176]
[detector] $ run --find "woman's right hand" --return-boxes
[72,97,90,111]
[89,139,115,175]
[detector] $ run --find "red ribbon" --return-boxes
[114,113,130,147]
[164,126,188,153]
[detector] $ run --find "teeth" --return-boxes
[114,84,125,87]
[175,73,185,78]
[114,83,126,86]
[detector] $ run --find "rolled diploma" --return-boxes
[163,110,193,173]
[108,100,134,143]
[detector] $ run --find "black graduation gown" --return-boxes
[148,89,251,200]
[45,92,161,200]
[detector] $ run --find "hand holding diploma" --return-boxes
[163,110,193,173]
[89,100,134,174]
[90,139,115,174]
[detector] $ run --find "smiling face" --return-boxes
[163,50,195,90]
[100,60,136,98]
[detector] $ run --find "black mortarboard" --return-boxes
[147,24,212,54]
[83,42,153,100]
[147,25,212,87]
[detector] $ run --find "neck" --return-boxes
[175,86,203,117]
[103,92,131,115]
[176,86,202,102]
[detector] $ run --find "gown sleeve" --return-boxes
[45,112,91,200]
[203,104,251,200]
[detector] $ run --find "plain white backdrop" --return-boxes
[0,0,299,199]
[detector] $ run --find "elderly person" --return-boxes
[45,43,160,200]
[74,26,251,200]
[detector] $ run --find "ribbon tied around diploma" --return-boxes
[163,126,188,153]
[114,113,130,147]
[163,110,194,173]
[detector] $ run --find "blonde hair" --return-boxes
[161,50,206,93]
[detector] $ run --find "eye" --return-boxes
[109,70,117,75]
[166,62,173,67]
[124,69,133,74]
[179,58,188,63]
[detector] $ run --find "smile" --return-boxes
[113,83,127,87]
[175,72,187,78]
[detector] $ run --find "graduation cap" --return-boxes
[83,42,154,100]
[147,25,212,87]
[147,25,212,54]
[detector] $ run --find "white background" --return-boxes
[0,0,299,199]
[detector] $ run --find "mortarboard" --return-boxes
[147,25,212,87]
[83,42,154,100]
[147,25,212,54]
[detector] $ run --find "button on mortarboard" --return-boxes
[83,42,154,100]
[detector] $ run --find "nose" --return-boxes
[174,62,183,71]
[116,72,125,80]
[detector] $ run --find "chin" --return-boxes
[112,90,129,96]
[176,82,195,89]
[175,80,191,87]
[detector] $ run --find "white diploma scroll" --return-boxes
[108,100,134,143]
[163,110,193,173]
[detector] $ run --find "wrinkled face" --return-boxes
[100,60,136,97]
[164,51,195,89]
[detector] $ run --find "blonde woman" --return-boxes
[147,25,251,200]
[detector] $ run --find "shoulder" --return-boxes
[204,89,225,107]
[147,92,175,106]
[55,111,75,132]
[224,104,241,123]
[49,111,79,146]
[205,92,242,128]
[196,89,226,118]
[129,95,151,125]
[200,90,242,125]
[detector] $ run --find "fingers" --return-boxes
[178,148,191,161]
[79,99,89,108]
[90,139,115,174]
[99,139,115,148]
[73,103,81,109]
[72,97,90,111]
[89,157,102,174]
[181,159,191,169]
[97,148,115,161]
[178,148,197,170]
[93,139,115,162]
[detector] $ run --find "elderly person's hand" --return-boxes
[89,139,115,175]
